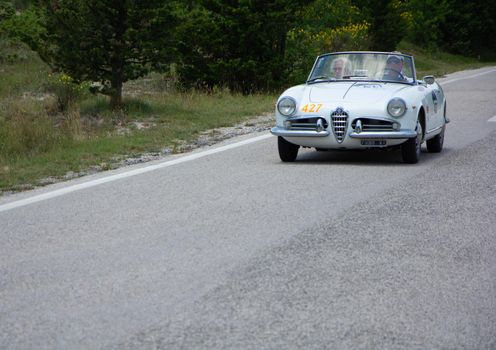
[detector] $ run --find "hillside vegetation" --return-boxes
[0,0,495,193]
[0,40,277,192]
[0,39,493,193]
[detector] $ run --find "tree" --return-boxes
[353,0,407,51]
[38,0,178,108]
[176,0,312,93]
[404,0,449,50]
[12,0,37,10]
[439,0,496,60]
[0,1,15,22]
[284,0,370,84]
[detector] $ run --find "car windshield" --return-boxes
[307,52,415,84]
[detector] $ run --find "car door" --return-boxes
[424,84,444,133]
[431,85,445,127]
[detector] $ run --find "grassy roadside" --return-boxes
[0,91,276,192]
[0,41,276,193]
[398,41,494,77]
[0,40,495,194]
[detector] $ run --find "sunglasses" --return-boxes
[387,58,401,64]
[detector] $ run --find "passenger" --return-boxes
[330,58,349,79]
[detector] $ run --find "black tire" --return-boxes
[401,121,422,164]
[426,125,445,153]
[278,136,299,162]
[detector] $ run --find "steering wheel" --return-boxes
[383,68,402,76]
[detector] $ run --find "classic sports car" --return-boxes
[271,51,448,163]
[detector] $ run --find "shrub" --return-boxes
[176,1,307,93]
[285,22,371,84]
[0,1,15,23]
[45,73,89,112]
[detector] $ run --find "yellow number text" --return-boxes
[301,104,323,113]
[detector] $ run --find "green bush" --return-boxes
[285,23,371,84]
[0,4,46,56]
[402,0,448,51]
[0,1,15,22]
[176,1,307,93]
[354,0,407,51]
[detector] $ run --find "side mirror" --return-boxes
[423,75,435,85]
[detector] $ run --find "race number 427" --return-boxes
[301,104,323,113]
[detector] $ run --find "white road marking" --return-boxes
[488,116,496,122]
[2,67,496,213]
[0,133,272,213]
[442,69,496,85]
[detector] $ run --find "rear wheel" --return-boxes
[401,121,422,163]
[278,136,299,162]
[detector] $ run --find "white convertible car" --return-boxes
[271,51,448,163]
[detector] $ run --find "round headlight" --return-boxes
[277,97,296,117]
[387,98,407,118]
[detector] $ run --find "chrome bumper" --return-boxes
[349,130,417,139]
[270,127,330,137]
[271,126,416,139]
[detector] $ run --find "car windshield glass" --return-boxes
[308,52,415,84]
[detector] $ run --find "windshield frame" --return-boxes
[306,51,417,85]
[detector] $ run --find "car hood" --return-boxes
[308,82,410,104]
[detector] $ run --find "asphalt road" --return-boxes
[1,67,496,349]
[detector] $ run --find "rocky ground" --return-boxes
[110,113,273,168]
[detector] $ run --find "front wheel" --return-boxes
[278,136,299,162]
[401,121,422,164]
[426,125,445,153]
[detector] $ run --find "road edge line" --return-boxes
[441,68,496,85]
[0,133,272,213]
[3,67,496,213]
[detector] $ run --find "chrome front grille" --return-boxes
[351,118,395,132]
[331,108,348,143]
[287,117,328,132]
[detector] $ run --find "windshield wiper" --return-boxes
[307,76,332,83]
[342,75,368,79]
[341,76,389,83]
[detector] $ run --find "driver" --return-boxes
[383,54,407,81]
